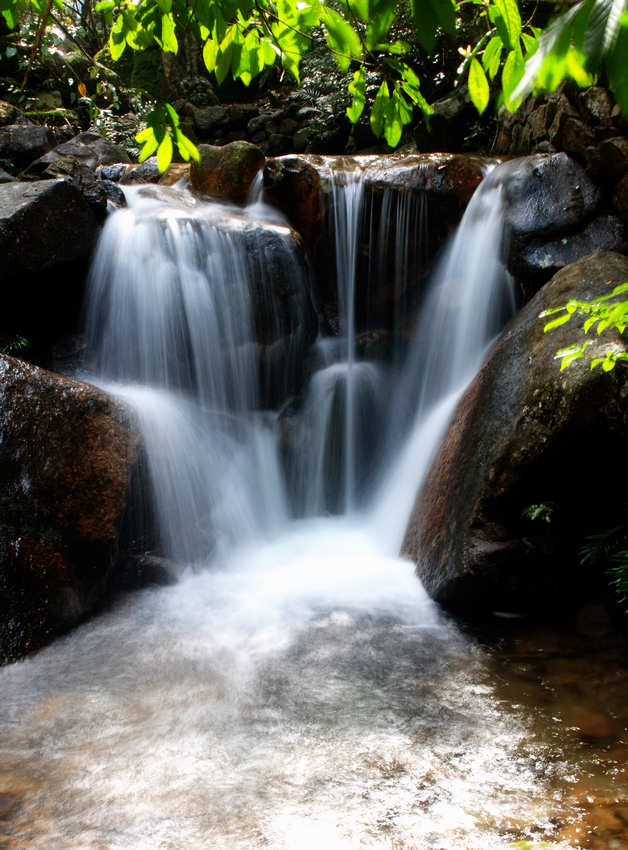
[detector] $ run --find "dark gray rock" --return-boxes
[0,179,98,283]
[0,124,54,169]
[518,214,627,278]
[25,130,131,177]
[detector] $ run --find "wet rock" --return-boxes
[500,153,601,244]
[518,214,626,278]
[403,251,628,616]
[0,124,54,170]
[190,141,265,204]
[0,168,15,183]
[0,355,140,662]
[25,130,130,177]
[559,116,596,158]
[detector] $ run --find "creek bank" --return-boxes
[403,251,628,618]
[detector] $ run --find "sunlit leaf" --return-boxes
[156,131,173,172]
[482,34,503,80]
[346,67,366,122]
[370,80,390,138]
[161,12,178,53]
[543,312,571,332]
[468,56,490,113]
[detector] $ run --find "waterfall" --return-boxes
[83,164,512,565]
[0,161,568,850]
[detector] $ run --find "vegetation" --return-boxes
[542,282,628,372]
[1,0,627,169]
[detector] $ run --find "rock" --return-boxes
[0,100,27,127]
[499,153,602,243]
[32,156,109,218]
[0,168,15,183]
[0,179,99,284]
[403,251,628,616]
[190,104,227,136]
[120,156,162,184]
[559,116,596,158]
[613,173,628,222]
[0,180,100,359]
[0,124,54,170]
[587,136,628,181]
[580,86,614,127]
[190,141,265,204]
[25,129,131,177]
[0,355,140,662]
[96,162,132,182]
[518,214,627,278]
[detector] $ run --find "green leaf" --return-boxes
[156,132,173,172]
[468,56,490,114]
[585,0,626,69]
[203,37,219,73]
[94,0,115,10]
[502,46,524,109]
[161,12,178,53]
[346,0,368,23]
[543,312,571,332]
[375,40,410,55]
[136,126,154,143]
[482,34,503,80]
[492,0,521,50]
[155,0,171,12]
[139,133,160,162]
[366,0,396,50]
[370,80,390,138]
[109,14,126,60]
[346,67,366,122]
[322,7,362,72]
[606,23,628,115]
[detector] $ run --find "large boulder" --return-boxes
[403,251,628,617]
[0,355,140,662]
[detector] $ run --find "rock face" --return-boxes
[190,141,265,203]
[0,355,140,662]
[403,251,628,616]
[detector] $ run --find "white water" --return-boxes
[0,161,569,850]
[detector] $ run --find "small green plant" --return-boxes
[579,508,628,611]
[541,282,628,371]
[0,335,29,355]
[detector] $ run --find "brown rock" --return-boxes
[403,251,628,616]
[559,116,596,158]
[0,355,140,662]
[190,141,265,204]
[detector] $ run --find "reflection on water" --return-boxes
[2,524,626,849]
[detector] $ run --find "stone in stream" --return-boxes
[0,355,141,662]
[403,251,628,617]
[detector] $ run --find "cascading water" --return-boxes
[0,161,584,850]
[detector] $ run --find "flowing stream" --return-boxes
[0,161,615,849]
